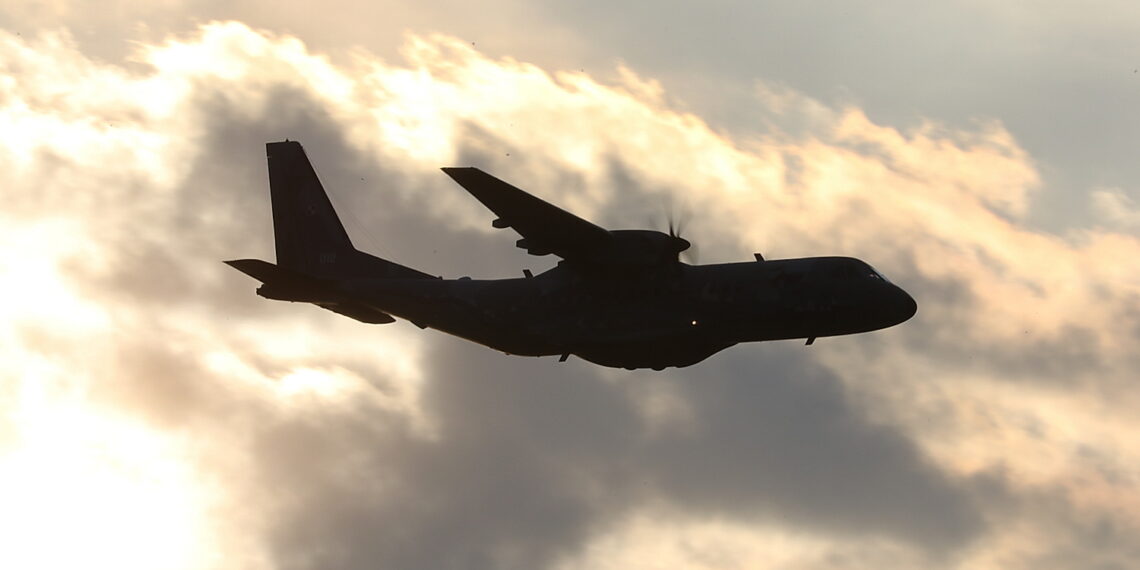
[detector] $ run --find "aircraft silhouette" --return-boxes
[227,141,916,370]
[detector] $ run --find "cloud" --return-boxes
[3,21,1140,569]
[243,339,979,569]
[1092,187,1140,234]
[530,1,1140,228]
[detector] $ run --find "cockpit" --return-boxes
[866,265,892,283]
[825,258,890,282]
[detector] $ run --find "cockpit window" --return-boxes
[867,266,892,283]
[831,259,893,283]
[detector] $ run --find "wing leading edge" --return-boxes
[441,167,612,260]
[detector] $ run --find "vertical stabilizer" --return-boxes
[268,141,354,274]
[264,141,433,280]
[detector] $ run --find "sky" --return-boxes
[1,2,1139,569]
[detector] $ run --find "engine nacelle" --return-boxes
[585,229,690,267]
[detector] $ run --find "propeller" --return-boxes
[663,207,698,264]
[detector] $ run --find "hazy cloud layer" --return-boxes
[3,22,1139,570]
[5,0,1137,233]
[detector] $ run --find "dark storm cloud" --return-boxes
[250,339,982,570]
[254,343,638,570]
[644,348,982,552]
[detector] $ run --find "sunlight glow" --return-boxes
[0,219,108,333]
[0,397,216,570]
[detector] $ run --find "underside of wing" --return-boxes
[441,167,612,260]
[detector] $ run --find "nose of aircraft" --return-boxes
[890,284,918,324]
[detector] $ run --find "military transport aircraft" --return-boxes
[227,141,916,370]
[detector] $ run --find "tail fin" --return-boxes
[265,141,433,280]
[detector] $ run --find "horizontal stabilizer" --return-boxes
[225,259,331,301]
[225,259,396,324]
[225,259,295,283]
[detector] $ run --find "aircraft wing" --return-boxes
[441,167,612,259]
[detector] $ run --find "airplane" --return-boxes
[227,141,916,370]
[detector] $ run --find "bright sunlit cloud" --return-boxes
[0,396,217,570]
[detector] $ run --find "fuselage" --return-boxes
[340,256,916,370]
[230,141,920,370]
